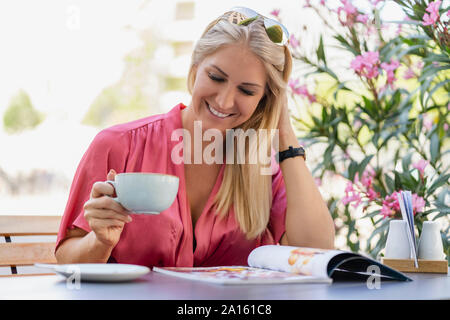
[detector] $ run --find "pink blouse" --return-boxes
[56,103,287,267]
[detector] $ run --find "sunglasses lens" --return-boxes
[227,7,289,45]
[264,19,289,45]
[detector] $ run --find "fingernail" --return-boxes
[127,216,132,222]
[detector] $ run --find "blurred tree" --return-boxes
[3,89,45,134]
[82,29,161,128]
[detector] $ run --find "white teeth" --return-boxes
[207,102,231,118]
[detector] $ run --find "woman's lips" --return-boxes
[206,101,234,118]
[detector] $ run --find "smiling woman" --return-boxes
[54,7,335,268]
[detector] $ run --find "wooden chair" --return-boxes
[0,215,61,277]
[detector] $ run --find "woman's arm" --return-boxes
[276,94,335,249]
[277,127,335,249]
[55,170,131,263]
[55,227,114,263]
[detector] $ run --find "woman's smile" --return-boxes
[205,100,236,119]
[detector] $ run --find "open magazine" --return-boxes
[153,245,412,285]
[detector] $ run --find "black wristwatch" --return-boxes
[276,146,306,163]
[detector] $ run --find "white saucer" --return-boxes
[35,263,151,282]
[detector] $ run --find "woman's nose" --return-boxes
[215,85,235,112]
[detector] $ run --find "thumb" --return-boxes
[107,169,117,181]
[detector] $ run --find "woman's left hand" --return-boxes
[277,92,294,137]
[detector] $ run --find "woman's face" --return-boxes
[189,44,267,134]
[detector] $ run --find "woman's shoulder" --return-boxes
[93,104,182,144]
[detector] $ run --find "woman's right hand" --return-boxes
[83,169,132,248]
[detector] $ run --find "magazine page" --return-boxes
[153,266,332,285]
[248,245,343,278]
[248,245,413,282]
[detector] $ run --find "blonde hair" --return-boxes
[187,12,292,239]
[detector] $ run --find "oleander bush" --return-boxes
[279,0,449,262]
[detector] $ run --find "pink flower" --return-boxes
[339,0,357,15]
[351,51,380,79]
[337,0,358,26]
[270,9,280,18]
[289,34,300,49]
[403,68,416,80]
[447,10,450,17]
[320,0,326,5]
[422,1,441,26]
[342,181,362,208]
[412,194,425,215]
[357,14,369,24]
[367,187,379,201]
[381,191,425,218]
[304,0,312,8]
[412,159,429,177]
[381,192,401,219]
[381,59,400,87]
[288,79,316,103]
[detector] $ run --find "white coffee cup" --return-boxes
[384,220,411,259]
[106,173,179,214]
[418,221,445,260]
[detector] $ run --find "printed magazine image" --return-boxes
[153,245,412,285]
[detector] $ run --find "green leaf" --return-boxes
[428,174,450,195]
[430,132,440,164]
[361,210,381,219]
[367,218,391,243]
[394,44,427,61]
[420,77,434,108]
[348,160,358,181]
[358,155,375,177]
[402,153,413,173]
[423,54,450,64]
[432,206,450,220]
[394,171,402,190]
[425,79,450,107]
[333,35,359,55]
[317,35,326,66]
[384,173,395,194]
[418,65,450,82]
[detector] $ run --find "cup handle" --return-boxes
[105,180,120,203]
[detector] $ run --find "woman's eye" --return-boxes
[208,72,254,96]
[240,88,254,96]
[208,73,224,82]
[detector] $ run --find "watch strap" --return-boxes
[276,146,306,163]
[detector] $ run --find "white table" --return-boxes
[1,268,449,300]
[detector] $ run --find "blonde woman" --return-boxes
[55,7,335,267]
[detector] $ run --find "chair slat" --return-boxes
[0,243,57,266]
[0,273,56,278]
[0,215,61,236]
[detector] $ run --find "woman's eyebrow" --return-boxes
[211,64,262,88]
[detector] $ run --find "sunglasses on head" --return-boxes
[226,6,290,46]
